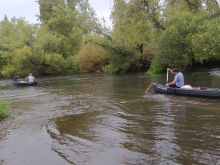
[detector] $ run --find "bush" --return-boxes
[147,65,164,73]
[147,60,166,73]
[75,42,109,72]
[0,99,9,121]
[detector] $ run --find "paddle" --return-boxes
[166,69,169,94]
[144,83,152,93]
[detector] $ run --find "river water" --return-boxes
[0,68,220,165]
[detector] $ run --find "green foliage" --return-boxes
[164,0,220,18]
[106,0,154,72]
[1,0,220,77]
[105,0,220,73]
[1,66,18,78]
[46,5,82,56]
[111,0,153,48]
[36,4,82,74]
[147,61,165,73]
[0,99,9,121]
[87,0,155,73]
[75,42,108,72]
[0,18,39,77]
[0,4,83,77]
[91,35,142,73]
[150,9,208,70]
[147,66,164,74]
[192,17,220,63]
[38,0,65,22]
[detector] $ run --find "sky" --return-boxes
[0,0,112,26]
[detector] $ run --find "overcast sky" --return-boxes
[0,0,112,26]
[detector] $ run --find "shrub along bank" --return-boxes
[0,99,9,121]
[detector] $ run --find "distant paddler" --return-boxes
[25,73,36,83]
[14,75,20,81]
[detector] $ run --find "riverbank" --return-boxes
[0,117,12,165]
[0,117,11,141]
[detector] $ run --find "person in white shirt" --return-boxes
[25,73,35,83]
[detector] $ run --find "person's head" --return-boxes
[29,73,32,76]
[172,68,179,75]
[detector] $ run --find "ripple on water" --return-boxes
[0,73,220,165]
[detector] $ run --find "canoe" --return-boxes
[152,83,220,98]
[10,81,37,86]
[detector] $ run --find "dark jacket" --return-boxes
[14,76,20,81]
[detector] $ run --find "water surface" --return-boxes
[1,69,220,165]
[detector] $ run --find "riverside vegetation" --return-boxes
[0,0,220,77]
[0,98,9,121]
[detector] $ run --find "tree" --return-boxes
[150,9,207,70]
[75,41,109,72]
[0,4,84,77]
[46,5,82,56]
[163,0,220,18]
[38,0,65,22]
[192,17,220,63]
[0,17,39,77]
[89,0,155,73]
[33,4,83,74]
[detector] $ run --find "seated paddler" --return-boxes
[166,68,184,88]
[14,75,20,81]
[25,73,35,83]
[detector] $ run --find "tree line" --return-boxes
[0,0,220,77]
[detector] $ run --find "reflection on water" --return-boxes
[0,70,220,165]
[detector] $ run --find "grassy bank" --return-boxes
[0,99,9,121]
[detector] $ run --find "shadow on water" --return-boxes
[0,70,220,165]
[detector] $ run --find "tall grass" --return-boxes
[0,98,9,121]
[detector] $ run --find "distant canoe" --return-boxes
[10,81,37,86]
[153,83,220,98]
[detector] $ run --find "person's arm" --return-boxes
[166,78,177,86]
[168,78,177,85]
[167,68,174,74]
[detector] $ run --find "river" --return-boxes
[0,68,220,165]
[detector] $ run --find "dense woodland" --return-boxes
[0,0,220,77]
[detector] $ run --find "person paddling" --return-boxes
[166,68,184,88]
[25,73,35,83]
[14,75,20,81]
